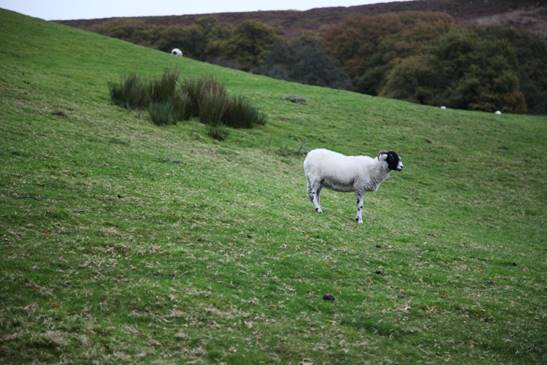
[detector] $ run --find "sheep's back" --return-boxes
[304,149,370,183]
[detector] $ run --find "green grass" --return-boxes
[1,8,546,364]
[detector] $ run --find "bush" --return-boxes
[148,101,174,125]
[108,73,149,109]
[223,96,266,128]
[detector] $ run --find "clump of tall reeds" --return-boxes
[109,70,267,137]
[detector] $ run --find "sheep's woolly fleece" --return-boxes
[303,148,403,224]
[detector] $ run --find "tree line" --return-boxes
[92,12,547,114]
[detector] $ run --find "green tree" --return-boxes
[431,29,526,112]
[381,55,437,104]
[155,17,230,60]
[322,12,454,94]
[382,28,527,113]
[478,27,547,114]
[223,20,281,71]
[254,35,351,89]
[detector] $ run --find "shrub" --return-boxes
[207,125,230,141]
[148,101,174,125]
[108,73,149,109]
[223,96,266,128]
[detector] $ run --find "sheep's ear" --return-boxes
[377,151,388,161]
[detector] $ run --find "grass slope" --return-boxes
[1,9,546,364]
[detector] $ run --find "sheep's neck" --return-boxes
[365,161,390,192]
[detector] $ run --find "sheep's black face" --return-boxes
[386,151,404,171]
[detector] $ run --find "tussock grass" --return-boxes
[182,78,205,118]
[172,91,192,121]
[108,73,149,109]
[110,71,265,132]
[197,79,228,126]
[148,101,175,125]
[223,96,267,128]
[149,69,178,103]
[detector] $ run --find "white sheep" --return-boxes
[303,148,404,224]
[171,48,183,57]
[495,110,502,115]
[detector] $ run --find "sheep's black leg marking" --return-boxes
[307,178,316,205]
[308,182,323,213]
[316,186,322,207]
[355,191,364,224]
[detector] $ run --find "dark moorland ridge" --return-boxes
[58,0,547,39]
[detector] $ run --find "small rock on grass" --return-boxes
[286,95,306,104]
[323,293,335,301]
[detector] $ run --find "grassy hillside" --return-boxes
[1,9,546,364]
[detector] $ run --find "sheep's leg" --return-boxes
[355,191,364,224]
[307,179,322,213]
[316,186,322,208]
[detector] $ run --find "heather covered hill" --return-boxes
[58,0,547,39]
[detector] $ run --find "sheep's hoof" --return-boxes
[315,208,322,213]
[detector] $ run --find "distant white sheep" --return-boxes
[440,106,447,110]
[303,148,404,224]
[171,48,183,57]
[495,110,502,115]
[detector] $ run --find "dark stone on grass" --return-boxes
[51,111,67,117]
[323,293,335,301]
[375,244,382,248]
[158,157,182,164]
[375,269,384,275]
[286,95,306,104]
